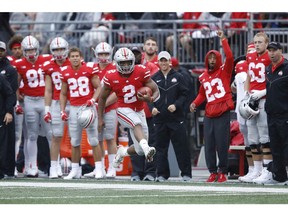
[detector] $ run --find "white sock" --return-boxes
[71,163,79,171]
[139,139,149,152]
[95,161,103,171]
[253,161,263,172]
[51,161,57,168]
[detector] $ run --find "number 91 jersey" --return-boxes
[14,54,52,97]
[60,63,96,106]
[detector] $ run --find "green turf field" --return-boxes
[1,177,288,204]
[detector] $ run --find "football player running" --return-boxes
[42,37,71,179]
[60,47,103,180]
[84,42,118,179]
[14,35,53,177]
[97,47,160,170]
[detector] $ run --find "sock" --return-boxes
[51,160,57,168]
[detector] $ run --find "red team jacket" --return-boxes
[193,38,234,118]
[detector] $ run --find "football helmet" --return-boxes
[21,35,39,61]
[93,42,113,63]
[60,157,72,175]
[77,105,96,128]
[114,47,135,74]
[239,96,260,120]
[50,37,69,60]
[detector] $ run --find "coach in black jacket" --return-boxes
[265,42,288,184]
[0,41,18,178]
[151,51,192,182]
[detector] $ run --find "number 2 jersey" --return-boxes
[193,38,234,118]
[102,64,151,111]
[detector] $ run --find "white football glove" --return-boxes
[250,89,266,101]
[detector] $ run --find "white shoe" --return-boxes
[144,147,156,162]
[238,168,254,182]
[83,170,96,178]
[57,164,63,177]
[64,167,81,180]
[239,169,261,183]
[26,167,38,178]
[14,167,18,177]
[112,146,126,168]
[95,169,105,179]
[49,167,58,179]
[253,168,273,184]
[106,167,116,178]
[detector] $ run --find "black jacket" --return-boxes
[0,74,15,116]
[0,57,18,104]
[151,68,188,123]
[265,58,288,115]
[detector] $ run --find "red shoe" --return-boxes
[206,173,218,182]
[217,173,227,183]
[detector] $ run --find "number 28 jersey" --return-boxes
[103,64,151,111]
[60,63,97,106]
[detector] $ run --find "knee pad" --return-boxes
[70,137,81,147]
[88,137,99,147]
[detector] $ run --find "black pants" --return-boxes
[267,114,288,182]
[128,117,156,179]
[154,120,192,179]
[204,111,230,174]
[0,114,15,177]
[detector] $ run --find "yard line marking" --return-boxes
[1,181,288,194]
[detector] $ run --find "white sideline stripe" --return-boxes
[1,182,288,193]
[0,193,271,200]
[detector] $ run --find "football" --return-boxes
[137,86,152,97]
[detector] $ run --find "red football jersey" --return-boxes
[14,54,52,97]
[246,50,271,91]
[60,63,97,106]
[41,58,71,100]
[93,62,118,113]
[103,64,151,111]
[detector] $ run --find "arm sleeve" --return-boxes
[222,38,234,75]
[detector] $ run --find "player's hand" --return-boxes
[151,107,160,116]
[44,112,52,123]
[137,92,153,103]
[190,103,197,112]
[98,117,105,133]
[61,111,69,121]
[250,89,266,101]
[86,98,96,107]
[216,30,225,39]
[168,104,176,113]
[15,105,24,115]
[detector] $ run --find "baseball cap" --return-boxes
[0,41,6,50]
[131,46,142,53]
[267,42,282,50]
[171,57,179,67]
[158,51,171,60]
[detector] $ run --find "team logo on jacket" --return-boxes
[278,71,283,76]
[171,78,177,83]
[0,70,6,74]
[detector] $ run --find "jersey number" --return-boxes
[248,62,266,83]
[123,85,137,104]
[68,76,90,97]
[203,78,226,102]
[26,69,45,88]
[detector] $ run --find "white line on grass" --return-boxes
[1,181,288,193]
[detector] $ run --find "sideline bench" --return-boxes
[229,145,246,176]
